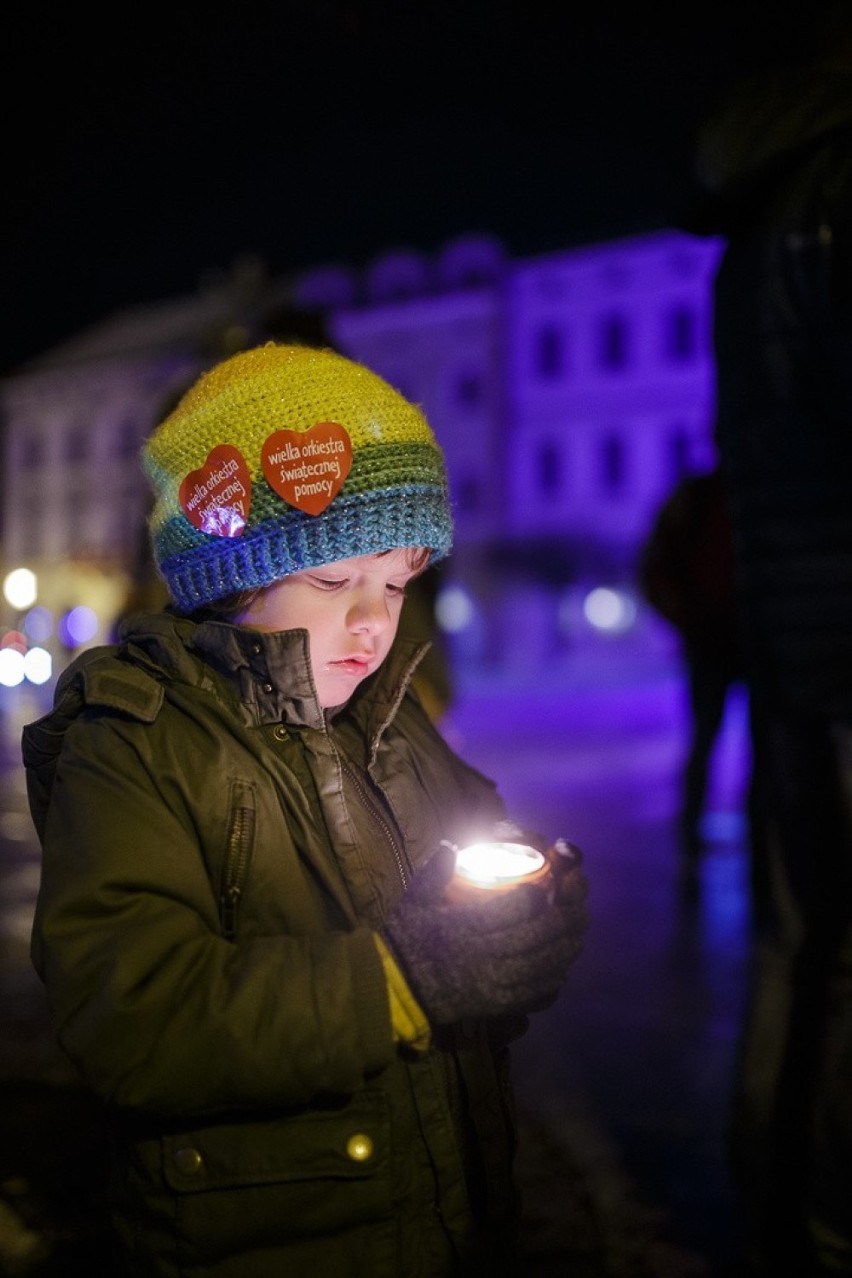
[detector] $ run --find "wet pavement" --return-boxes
[0,666,753,1276]
[450,668,752,1277]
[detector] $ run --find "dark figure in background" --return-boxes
[639,466,744,899]
[686,9,852,1273]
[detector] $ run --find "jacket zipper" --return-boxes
[220,782,256,941]
[338,754,409,891]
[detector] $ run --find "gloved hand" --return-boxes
[384,843,587,1025]
[548,837,589,923]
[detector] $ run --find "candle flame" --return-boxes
[454,841,545,888]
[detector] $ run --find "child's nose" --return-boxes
[349,593,390,634]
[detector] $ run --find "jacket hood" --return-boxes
[686,67,852,233]
[65,609,430,736]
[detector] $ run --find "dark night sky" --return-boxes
[2,2,809,377]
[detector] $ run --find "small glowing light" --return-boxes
[22,606,53,643]
[454,841,546,888]
[200,505,245,537]
[0,630,27,654]
[59,605,99,648]
[3,568,38,610]
[435,586,474,634]
[0,648,25,687]
[582,587,638,634]
[23,647,52,685]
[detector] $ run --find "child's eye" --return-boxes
[386,583,407,597]
[311,575,347,591]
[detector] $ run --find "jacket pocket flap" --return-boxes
[161,1095,390,1192]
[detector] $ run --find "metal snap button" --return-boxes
[174,1147,204,1176]
[346,1133,374,1162]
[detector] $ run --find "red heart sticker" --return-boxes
[179,444,252,537]
[261,422,353,516]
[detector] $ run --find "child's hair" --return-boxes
[199,546,432,622]
[142,344,452,614]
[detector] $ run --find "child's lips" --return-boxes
[329,654,374,676]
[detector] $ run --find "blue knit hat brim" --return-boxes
[156,485,452,614]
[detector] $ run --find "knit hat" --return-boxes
[142,343,453,613]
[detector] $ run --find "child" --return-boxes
[22,343,588,1277]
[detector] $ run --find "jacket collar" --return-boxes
[119,610,430,738]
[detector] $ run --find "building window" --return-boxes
[665,305,697,362]
[457,265,493,287]
[115,416,142,459]
[456,473,482,513]
[66,483,84,519]
[64,425,88,464]
[455,372,483,409]
[114,491,142,552]
[19,503,41,556]
[667,425,693,482]
[535,326,564,379]
[598,314,629,370]
[19,433,44,470]
[536,440,563,500]
[385,373,416,402]
[600,433,626,494]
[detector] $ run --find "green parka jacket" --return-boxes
[22,611,521,1278]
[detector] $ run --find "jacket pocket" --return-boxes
[125,1095,395,1272]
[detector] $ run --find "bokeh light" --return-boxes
[435,585,475,634]
[0,630,27,654]
[3,568,38,610]
[0,648,25,687]
[582,586,638,634]
[23,647,52,685]
[58,605,99,649]
[22,605,53,643]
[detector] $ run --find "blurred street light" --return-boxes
[3,568,38,611]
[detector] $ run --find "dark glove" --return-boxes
[548,838,589,924]
[384,848,586,1025]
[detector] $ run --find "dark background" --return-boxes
[2,1,813,376]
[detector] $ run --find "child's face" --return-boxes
[234,549,423,708]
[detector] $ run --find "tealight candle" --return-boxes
[446,840,550,900]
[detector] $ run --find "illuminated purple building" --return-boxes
[0,228,723,688]
[317,229,724,673]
